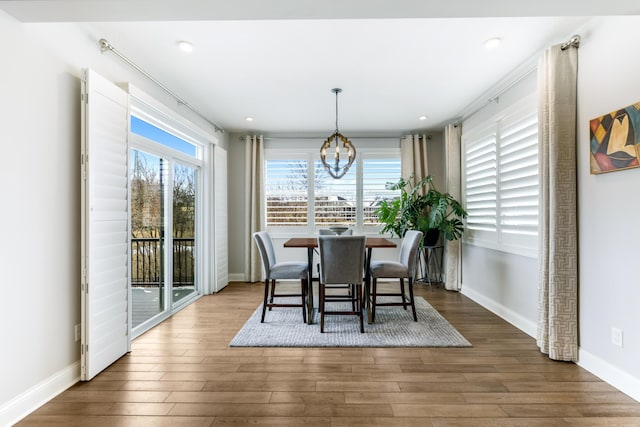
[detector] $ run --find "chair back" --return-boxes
[318,228,353,235]
[399,230,424,277]
[253,231,277,278]
[318,235,366,285]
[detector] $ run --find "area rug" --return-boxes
[229,296,471,348]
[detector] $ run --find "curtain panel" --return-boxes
[244,135,264,282]
[537,44,579,361]
[400,134,429,188]
[444,124,462,291]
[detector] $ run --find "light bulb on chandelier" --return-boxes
[320,88,356,179]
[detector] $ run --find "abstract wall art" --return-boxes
[589,102,640,174]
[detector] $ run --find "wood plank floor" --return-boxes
[17,282,640,426]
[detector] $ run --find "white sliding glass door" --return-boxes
[129,116,202,337]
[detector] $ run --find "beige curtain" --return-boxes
[537,43,579,361]
[244,135,264,282]
[400,134,429,186]
[443,124,462,291]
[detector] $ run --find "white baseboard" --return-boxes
[228,273,246,282]
[0,361,80,426]
[578,348,640,403]
[461,285,640,404]
[460,285,537,338]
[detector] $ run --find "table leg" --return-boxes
[364,247,373,324]
[307,247,314,324]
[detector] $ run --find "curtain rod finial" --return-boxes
[561,34,581,51]
[98,38,112,52]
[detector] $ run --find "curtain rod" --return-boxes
[485,34,580,104]
[98,38,224,134]
[239,135,404,141]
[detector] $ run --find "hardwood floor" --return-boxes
[17,282,640,426]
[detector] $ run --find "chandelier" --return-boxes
[320,88,356,179]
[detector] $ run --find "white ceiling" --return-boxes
[2,0,639,134]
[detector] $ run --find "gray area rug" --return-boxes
[229,296,471,348]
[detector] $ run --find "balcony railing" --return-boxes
[131,237,194,287]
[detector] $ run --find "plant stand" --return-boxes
[416,245,443,289]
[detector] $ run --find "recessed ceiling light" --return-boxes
[245,116,254,122]
[418,115,428,121]
[484,37,502,49]
[177,41,194,52]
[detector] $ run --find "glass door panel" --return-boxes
[130,149,168,328]
[172,163,197,305]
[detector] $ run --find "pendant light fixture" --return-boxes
[320,88,356,179]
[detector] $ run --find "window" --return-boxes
[131,116,197,157]
[363,158,403,224]
[264,146,400,234]
[462,94,538,256]
[314,160,356,225]
[265,159,309,226]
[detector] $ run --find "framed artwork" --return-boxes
[589,102,640,174]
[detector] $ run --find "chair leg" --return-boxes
[400,278,407,310]
[408,278,417,321]
[268,279,276,310]
[357,283,364,333]
[301,278,307,323]
[371,278,377,323]
[261,279,270,323]
[320,283,325,333]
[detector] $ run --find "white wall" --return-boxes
[0,11,227,425]
[0,13,82,416]
[575,16,640,399]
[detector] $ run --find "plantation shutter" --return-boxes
[314,160,356,225]
[265,159,309,226]
[464,132,498,233]
[499,111,539,237]
[80,69,130,380]
[213,145,229,292]
[362,158,401,224]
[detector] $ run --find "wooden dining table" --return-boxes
[283,236,397,324]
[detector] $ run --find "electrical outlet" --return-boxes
[74,324,81,342]
[611,327,623,347]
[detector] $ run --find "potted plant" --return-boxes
[374,175,467,245]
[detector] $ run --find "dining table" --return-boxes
[283,236,397,324]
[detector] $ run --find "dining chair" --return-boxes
[316,228,354,301]
[318,235,366,333]
[253,231,308,323]
[368,230,423,322]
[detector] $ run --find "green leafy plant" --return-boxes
[375,175,468,242]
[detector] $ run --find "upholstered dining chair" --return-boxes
[316,228,354,300]
[368,230,423,322]
[318,235,366,333]
[253,231,308,323]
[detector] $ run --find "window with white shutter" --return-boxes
[264,147,400,234]
[362,158,402,225]
[314,160,356,225]
[462,93,538,256]
[265,159,309,226]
